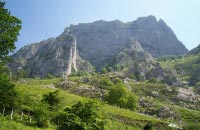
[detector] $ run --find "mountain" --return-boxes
[10,15,188,78]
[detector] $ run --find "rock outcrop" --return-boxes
[157,107,176,119]
[175,87,196,102]
[10,35,94,78]
[65,35,77,76]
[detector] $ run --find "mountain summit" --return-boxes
[11,16,188,78]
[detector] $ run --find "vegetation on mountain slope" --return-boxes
[2,1,200,130]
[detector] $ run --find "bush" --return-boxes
[69,71,89,77]
[126,93,138,111]
[0,74,17,110]
[101,67,107,74]
[105,82,138,111]
[148,78,159,83]
[33,103,49,128]
[54,100,106,130]
[46,74,54,79]
[42,90,61,110]
[183,123,200,130]
[99,77,113,89]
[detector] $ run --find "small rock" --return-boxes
[157,107,176,119]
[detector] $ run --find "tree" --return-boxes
[101,67,107,74]
[99,77,113,89]
[0,1,21,64]
[126,93,138,111]
[34,103,50,128]
[0,74,17,115]
[105,81,138,111]
[54,100,106,130]
[42,90,62,110]
[106,83,128,105]
[0,1,21,116]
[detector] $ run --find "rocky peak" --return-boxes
[133,15,158,25]
[129,16,188,57]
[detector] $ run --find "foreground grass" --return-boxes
[0,117,55,130]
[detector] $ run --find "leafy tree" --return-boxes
[0,74,17,110]
[33,90,62,128]
[33,103,50,128]
[106,83,128,105]
[105,81,138,111]
[55,100,106,130]
[101,67,107,74]
[126,93,138,111]
[42,90,61,110]
[0,1,21,114]
[0,1,21,64]
[55,111,83,130]
[99,77,113,89]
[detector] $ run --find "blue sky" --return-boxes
[5,0,200,50]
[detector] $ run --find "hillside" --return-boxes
[1,74,200,130]
[160,44,200,86]
[0,78,171,130]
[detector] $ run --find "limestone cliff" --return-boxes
[65,35,77,76]
[10,35,93,78]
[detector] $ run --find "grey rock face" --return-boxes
[10,16,188,77]
[175,87,196,102]
[11,35,93,78]
[62,16,188,69]
[129,16,188,57]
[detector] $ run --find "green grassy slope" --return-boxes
[0,78,173,130]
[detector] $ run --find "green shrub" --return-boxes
[105,82,138,111]
[42,90,62,110]
[0,74,17,110]
[99,77,113,89]
[101,67,107,74]
[148,78,159,83]
[183,123,200,130]
[69,71,89,77]
[54,100,106,130]
[33,103,49,128]
[46,73,54,79]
